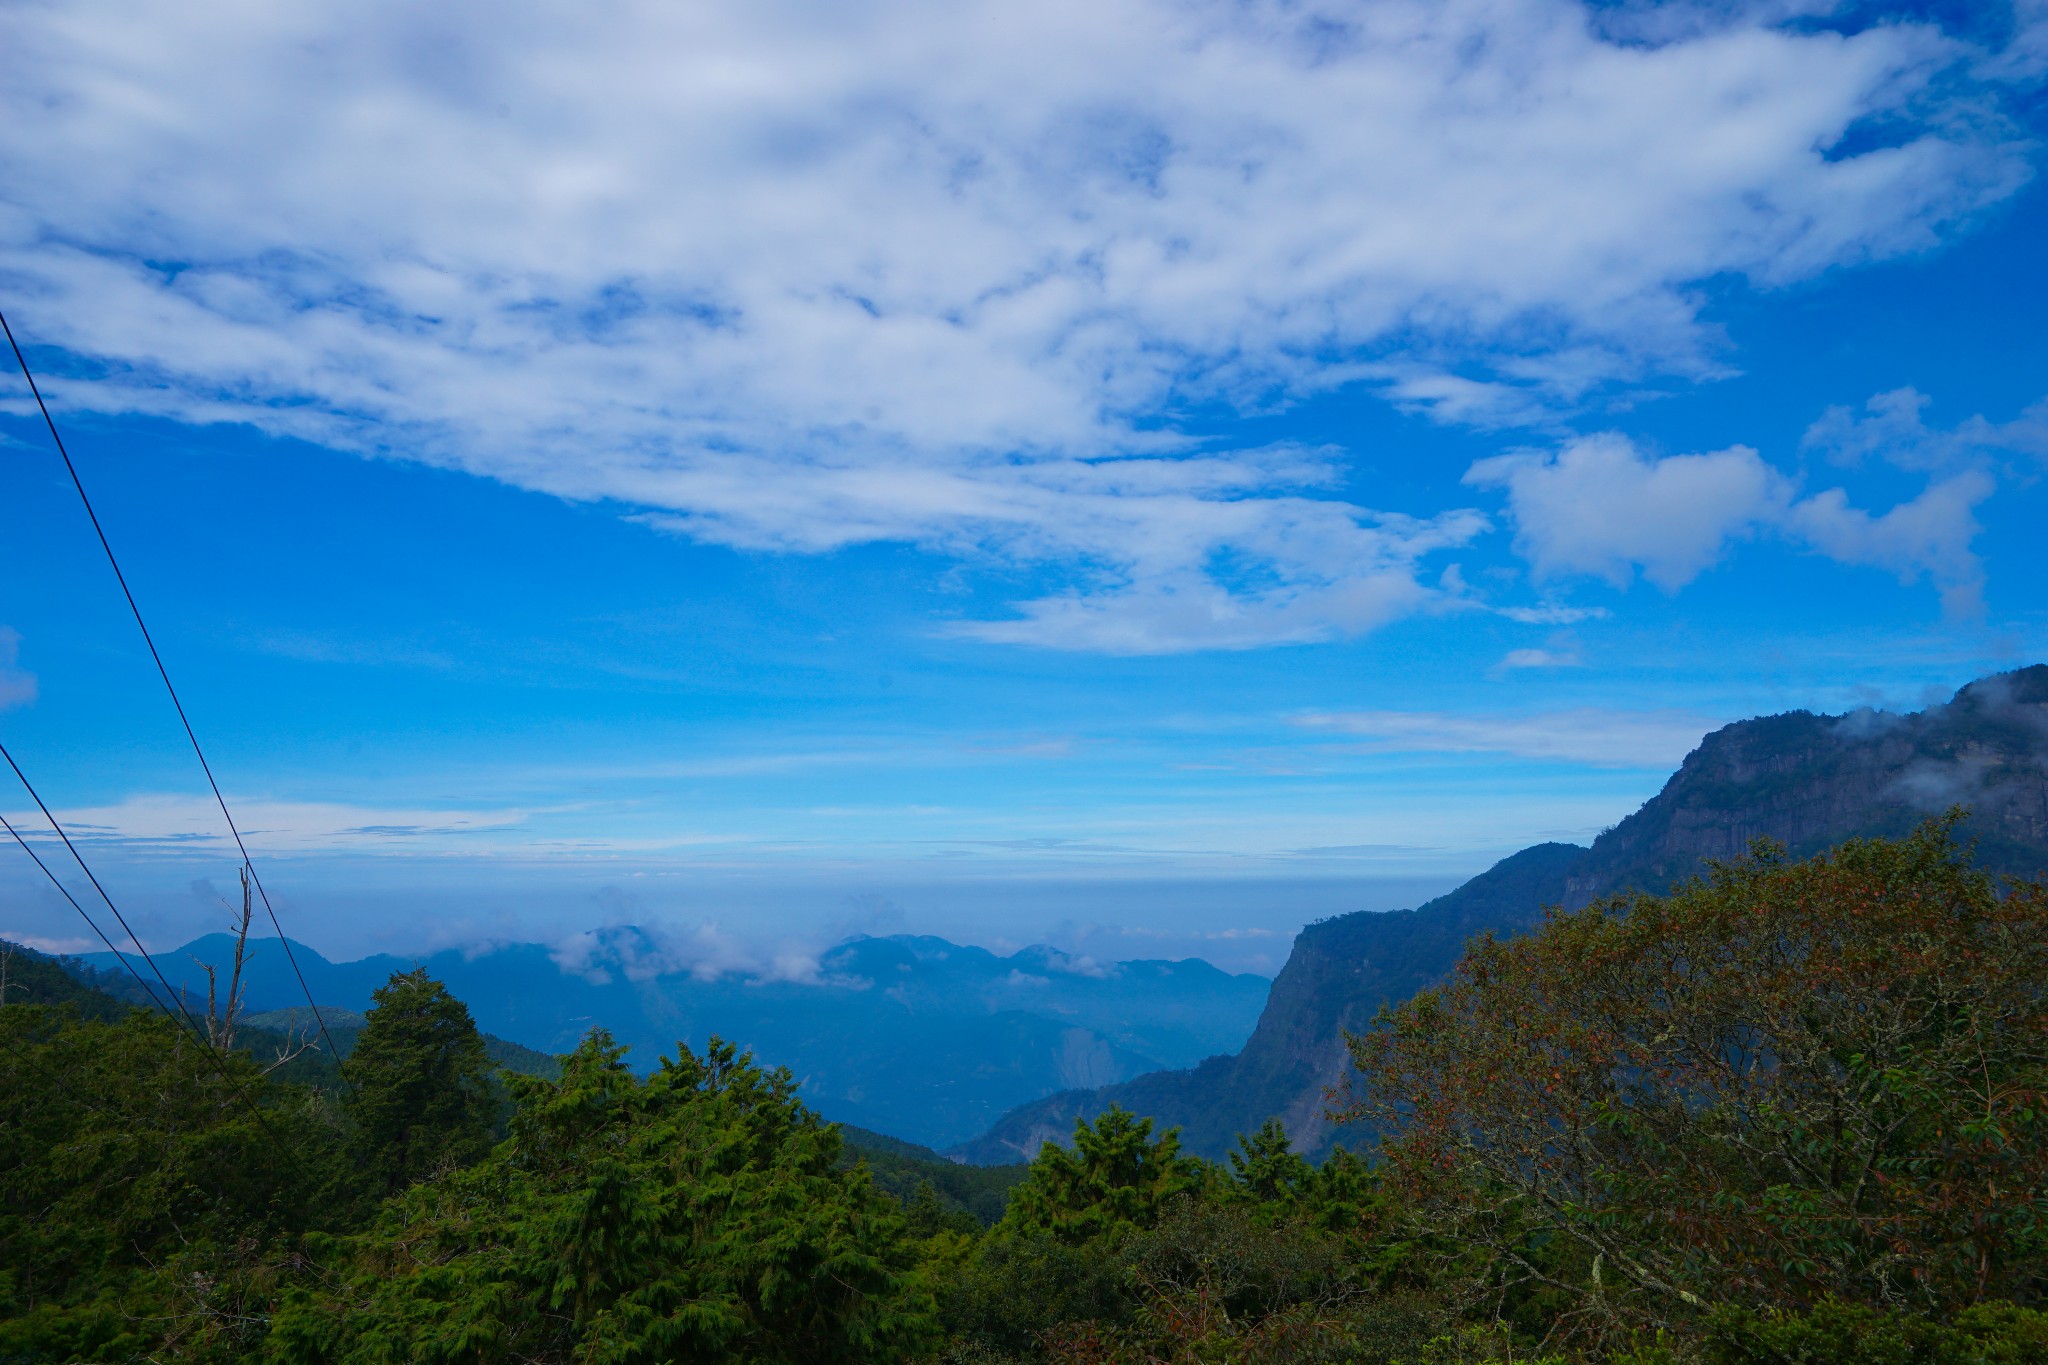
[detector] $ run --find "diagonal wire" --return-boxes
[1,739,213,1041]
[0,807,177,1020]
[0,304,358,1094]
[0,792,309,1160]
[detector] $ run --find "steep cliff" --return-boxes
[1563,665,2048,902]
[951,665,2048,1164]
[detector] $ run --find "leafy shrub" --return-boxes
[1342,818,2048,1340]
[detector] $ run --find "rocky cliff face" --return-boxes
[950,665,2048,1165]
[1564,666,2048,904]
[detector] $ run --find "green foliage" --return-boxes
[1005,1107,1207,1245]
[1229,1118,1315,1203]
[903,1178,984,1237]
[6,825,2045,1365]
[270,1031,938,1365]
[948,1114,1461,1363]
[1702,1299,2048,1365]
[1008,1199,1487,1365]
[0,1001,356,1363]
[343,967,496,1191]
[838,1123,1028,1227]
[940,1228,1130,1355]
[1223,1123,1396,1242]
[0,940,133,1021]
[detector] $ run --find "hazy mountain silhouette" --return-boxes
[82,930,1268,1148]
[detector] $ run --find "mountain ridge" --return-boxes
[80,929,1269,1149]
[951,664,2048,1163]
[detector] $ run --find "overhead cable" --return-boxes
[1,738,213,1041]
[0,808,176,1020]
[0,764,307,1160]
[0,305,356,1093]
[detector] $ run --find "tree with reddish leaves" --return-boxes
[1337,816,2048,1342]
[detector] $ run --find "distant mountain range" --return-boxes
[241,1006,563,1079]
[80,930,1268,1149]
[951,664,2048,1163]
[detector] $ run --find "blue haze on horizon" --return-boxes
[2,0,2046,976]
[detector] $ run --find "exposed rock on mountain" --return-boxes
[952,665,2048,1164]
[1559,665,2048,902]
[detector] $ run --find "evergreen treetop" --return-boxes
[343,966,495,1192]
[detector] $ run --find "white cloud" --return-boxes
[1499,647,1582,670]
[1494,604,1609,625]
[547,921,825,986]
[1466,434,1786,589]
[1467,432,1994,608]
[1801,387,2048,471]
[0,629,35,710]
[1982,0,2048,81]
[2,792,528,854]
[1012,944,1120,978]
[952,498,1489,652]
[0,932,102,956]
[0,0,2032,648]
[1294,706,1718,767]
[1782,470,1994,616]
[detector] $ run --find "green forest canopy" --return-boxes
[2,818,2045,1363]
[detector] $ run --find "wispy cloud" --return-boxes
[0,0,2031,650]
[248,630,461,672]
[0,628,37,710]
[1294,707,1719,768]
[1802,387,2048,473]
[1498,647,1583,671]
[1,793,530,855]
[0,932,101,956]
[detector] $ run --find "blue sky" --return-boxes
[2,0,2045,974]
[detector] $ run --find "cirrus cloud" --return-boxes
[0,792,529,855]
[1294,706,1719,768]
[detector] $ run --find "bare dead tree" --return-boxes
[190,867,315,1075]
[192,866,256,1053]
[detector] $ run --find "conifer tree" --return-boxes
[1004,1106,1203,1244]
[344,966,494,1191]
[1227,1117,1312,1204]
[272,1031,937,1365]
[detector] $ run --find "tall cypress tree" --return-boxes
[1003,1106,1203,1244]
[345,967,494,1191]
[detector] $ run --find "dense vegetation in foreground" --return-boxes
[3,818,2044,1363]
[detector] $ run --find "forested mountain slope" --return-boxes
[954,664,2048,1162]
[80,931,1269,1148]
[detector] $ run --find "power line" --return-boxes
[0,305,357,1096]
[0,808,177,1020]
[0,754,310,1158]
[1,738,213,1042]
